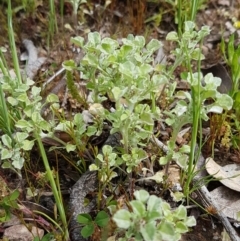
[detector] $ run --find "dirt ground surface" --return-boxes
[1,0,240,240]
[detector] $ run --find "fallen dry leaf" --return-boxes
[205,157,240,192]
[210,186,240,221]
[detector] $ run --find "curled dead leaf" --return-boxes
[205,157,240,192]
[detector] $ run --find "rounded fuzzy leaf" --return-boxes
[102,145,113,156]
[1,134,12,148]
[86,126,97,136]
[207,105,223,114]
[185,216,196,227]
[216,94,233,110]
[204,73,221,88]
[119,61,136,78]
[146,39,162,52]
[111,87,122,101]
[88,32,101,46]
[158,220,180,241]
[131,200,146,216]
[66,143,76,152]
[12,156,25,170]
[146,195,163,221]
[74,113,84,125]
[166,31,178,41]
[140,221,156,241]
[179,145,190,153]
[1,148,12,159]
[9,189,20,201]
[95,211,110,227]
[100,38,119,53]
[31,112,43,123]
[7,96,18,106]
[134,190,149,203]
[2,161,12,169]
[174,205,187,219]
[139,63,153,75]
[174,153,188,170]
[152,74,168,86]
[26,78,35,86]
[32,86,41,97]
[81,224,94,238]
[62,59,76,71]
[82,53,98,67]
[147,195,161,213]
[134,36,145,48]
[22,140,34,151]
[198,25,210,38]
[175,221,188,234]
[161,202,171,215]
[71,36,84,47]
[17,93,29,103]
[77,213,92,224]
[46,93,59,103]
[120,45,133,57]
[191,48,205,60]
[159,156,169,165]
[140,112,153,125]
[184,21,195,32]
[15,132,28,142]
[113,209,131,229]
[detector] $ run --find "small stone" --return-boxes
[218,0,230,6]
[4,224,44,241]
[3,214,20,227]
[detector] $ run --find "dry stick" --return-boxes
[151,136,240,241]
[194,153,240,241]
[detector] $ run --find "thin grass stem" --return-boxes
[7,0,22,84]
[35,133,69,240]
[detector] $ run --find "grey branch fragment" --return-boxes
[69,171,98,241]
[22,39,47,79]
[151,135,169,154]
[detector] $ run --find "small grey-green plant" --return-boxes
[65,32,166,172]
[93,145,121,181]
[164,21,233,197]
[112,190,196,241]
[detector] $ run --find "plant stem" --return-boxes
[0,50,10,76]
[36,133,69,240]
[7,0,22,84]
[184,39,203,199]
[48,0,58,47]
[177,0,183,36]
[0,83,12,137]
[190,0,199,22]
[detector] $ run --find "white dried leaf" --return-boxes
[206,158,240,192]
